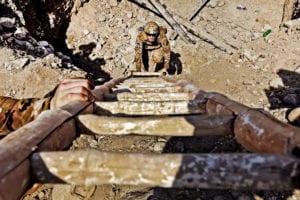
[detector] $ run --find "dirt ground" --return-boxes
[1,0,300,199]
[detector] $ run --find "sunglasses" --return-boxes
[146,33,157,37]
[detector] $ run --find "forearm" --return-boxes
[0,96,51,135]
[162,38,171,69]
[164,52,170,69]
[135,48,142,71]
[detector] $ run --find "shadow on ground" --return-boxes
[265,69,300,110]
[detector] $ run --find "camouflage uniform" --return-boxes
[0,96,51,135]
[135,22,171,72]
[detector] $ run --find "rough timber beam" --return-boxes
[112,86,183,93]
[112,92,196,101]
[77,114,234,136]
[30,151,300,190]
[95,100,206,115]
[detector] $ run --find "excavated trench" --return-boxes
[2,0,111,84]
[11,0,75,50]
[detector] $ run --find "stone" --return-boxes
[14,27,29,40]
[208,1,217,8]
[126,11,133,19]
[283,94,300,107]
[37,40,50,47]
[15,58,29,68]
[287,107,300,125]
[269,77,284,88]
[121,54,134,66]
[1,21,15,29]
[153,142,166,152]
[83,29,89,35]
[263,24,272,31]
[217,0,225,7]
[109,0,118,7]
[98,14,106,22]
[295,65,300,73]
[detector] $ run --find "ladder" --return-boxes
[1,72,300,200]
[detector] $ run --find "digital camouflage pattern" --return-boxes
[135,24,171,72]
[0,97,51,135]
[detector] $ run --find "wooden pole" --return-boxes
[173,14,237,54]
[76,114,234,136]
[149,0,195,44]
[114,92,195,101]
[95,100,206,115]
[234,109,300,153]
[0,110,76,200]
[280,0,296,28]
[112,85,182,93]
[116,82,175,88]
[171,0,210,40]
[30,151,300,190]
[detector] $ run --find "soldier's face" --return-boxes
[146,33,157,42]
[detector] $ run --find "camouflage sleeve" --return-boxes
[161,38,171,70]
[0,96,51,135]
[135,35,143,72]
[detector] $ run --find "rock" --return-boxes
[34,46,48,57]
[209,79,217,84]
[16,58,30,68]
[295,65,300,73]
[0,17,15,29]
[269,77,284,88]
[121,54,134,66]
[287,107,300,125]
[217,0,225,7]
[14,27,29,40]
[153,142,166,152]
[262,24,272,32]
[83,29,89,35]
[1,21,15,30]
[126,11,133,19]
[109,0,118,7]
[2,32,13,39]
[251,32,261,41]
[37,40,50,47]
[27,36,38,45]
[283,94,300,107]
[38,191,45,198]
[98,14,106,22]
[242,49,259,62]
[5,58,29,70]
[208,1,217,8]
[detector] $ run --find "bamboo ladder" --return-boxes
[1,72,300,199]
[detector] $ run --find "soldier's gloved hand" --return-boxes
[50,79,95,110]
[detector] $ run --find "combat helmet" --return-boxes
[144,21,160,35]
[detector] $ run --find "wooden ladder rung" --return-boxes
[95,100,205,115]
[76,114,234,136]
[112,86,183,93]
[113,92,196,101]
[30,151,300,190]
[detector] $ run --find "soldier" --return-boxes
[0,79,95,135]
[135,21,171,74]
